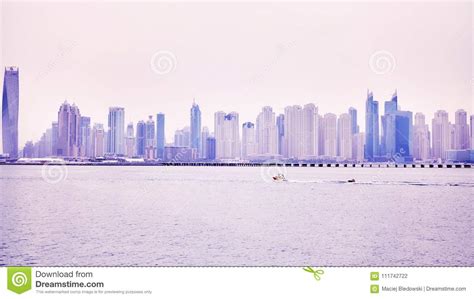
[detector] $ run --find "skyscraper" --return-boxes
[337,113,352,160]
[51,121,59,156]
[276,114,285,156]
[454,109,469,150]
[393,111,413,159]
[2,67,19,158]
[125,122,135,158]
[302,103,319,159]
[145,116,156,160]
[256,106,277,156]
[242,122,257,159]
[79,116,91,157]
[284,105,304,159]
[381,97,413,160]
[413,113,430,161]
[322,113,337,158]
[214,111,240,159]
[471,115,474,150]
[156,113,165,159]
[57,101,81,157]
[365,90,380,161]
[206,136,216,160]
[352,132,365,162]
[174,127,190,147]
[23,141,34,158]
[348,107,359,135]
[200,127,209,159]
[431,110,451,160]
[92,123,105,157]
[107,107,125,155]
[135,121,146,157]
[190,100,202,155]
[381,90,398,157]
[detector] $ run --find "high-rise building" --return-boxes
[413,113,431,161]
[449,123,456,151]
[380,90,413,160]
[284,105,304,159]
[337,113,352,160]
[206,136,216,160]
[37,128,52,157]
[365,90,380,161]
[2,67,19,158]
[256,106,277,156]
[383,112,413,159]
[471,115,474,150]
[214,111,240,159]
[200,127,209,159]
[107,107,125,155]
[190,100,202,156]
[381,90,398,157]
[385,90,398,113]
[454,109,469,150]
[352,132,365,162]
[57,101,81,157]
[174,127,190,147]
[51,121,59,156]
[242,122,257,159]
[135,121,146,157]
[125,122,135,158]
[145,116,156,160]
[276,114,285,156]
[431,110,451,160]
[156,113,165,159]
[79,116,91,157]
[348,107,359,135]
[92,123,105,157]
[23,141,34,158]
[322,113,337,158]
[302,104,319,159]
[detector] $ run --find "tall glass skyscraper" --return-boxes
[2,67,19,158]
[276,114,285,156]
[393,111,413,159]
[156,113,165,159]
[190,100,201,155]
[107,107,125,155]
[381,91,412,160]
[80,116,91,157]
[136,120,146,157]
[145,116,156,160]
[348,107,359,135]
[365,90,380,161]
[206,136,216,160]
[57,101,81,157]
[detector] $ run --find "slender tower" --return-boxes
[2,67,19,158]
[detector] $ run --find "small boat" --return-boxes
[272,173,287,182]
[347,179,356,183]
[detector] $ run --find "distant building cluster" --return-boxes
[2,67,474,163]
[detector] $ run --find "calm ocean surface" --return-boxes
[1,165,473,266]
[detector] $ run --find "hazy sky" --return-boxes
[1,1,472,147]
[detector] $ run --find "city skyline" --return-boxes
[11,72,474,163]
[0,1,471,148]
[1,67,473,158]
